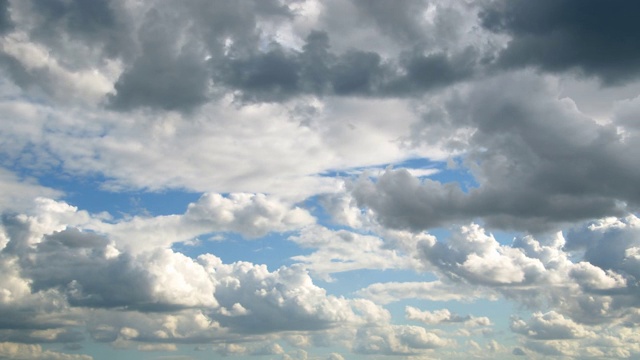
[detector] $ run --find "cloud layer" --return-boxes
[1,0,639,359]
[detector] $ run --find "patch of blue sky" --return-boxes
[32,169,201,219]
[173,231,312,271]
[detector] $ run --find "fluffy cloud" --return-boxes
[353,324,451,355]
[405,306,491,327]
[0,342,92,360]
[99,192,315,252]
[353,72,640,232]
[289,225,413,280]
[0,202,393,347]
[0,169,62,213]
[1,0,640,358]
[510,311,593,340]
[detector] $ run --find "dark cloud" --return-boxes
[107,8,210,112]
[0,0,479,110]
[214,31,478,103]
[0,0,13,34]
[213,45,300,102]
[0,329,84,344]
[107,0,293,111]
[27,0,134,61]
[349,0,468,48]
[564,216,640,306]
[353,72,640,232]
[480,0,640,84]
[351,0,429,45]
[0,219,190,312]
[21,228,159,310]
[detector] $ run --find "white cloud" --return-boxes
[0,169,62,214]
[92,193,315,252]
[405,306,492,327]
[511,311,593,340]
[0,342,92,360]
[353,325,451,355]
[356,280,495,305]
[569,262,627,290]
[289,225,412,280]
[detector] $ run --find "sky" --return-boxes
[1,0,640,359]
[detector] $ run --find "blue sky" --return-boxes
[1,0,640,359]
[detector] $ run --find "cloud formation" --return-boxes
[0,0,639,358]
[480,0,640,84]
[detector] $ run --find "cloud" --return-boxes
[289,225,413,280]
[211,30,478,103]
[353,325,451,355]
[356,280,493,305]
[0,0,483,109]
[18,0,134,60]
[0,169,62,213]
[0,0,12,35]
[510,311,593,340]
[0,342,92,360]
[0,202,395,345]
[353,72,640,232]
[203,259,386,334]
[99,192,315,252]
[405,306,491,327]
[480,0,640,84]
[2,1,640,358]
[107,7,210,112]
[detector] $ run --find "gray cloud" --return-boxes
[353,72,640,232]
[7,225,167,311]
[0,0,12,34]
[107,7,210,112]
[0,0,482,110]
[480,0,640,84]
[108,0,293,110]
[351,0,430,45]
[213,30,479,103]
[6,0,135,71]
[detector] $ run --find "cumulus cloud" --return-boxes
[0,342,92,360]
[405,306,491,327]
[353,72,640,232]
[0,202,395,347]
[1,0,640,358]
[93,192,314,252]
[510,311,593,340]
[353,324,451,355]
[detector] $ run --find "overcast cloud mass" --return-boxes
[1,0,639,359]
